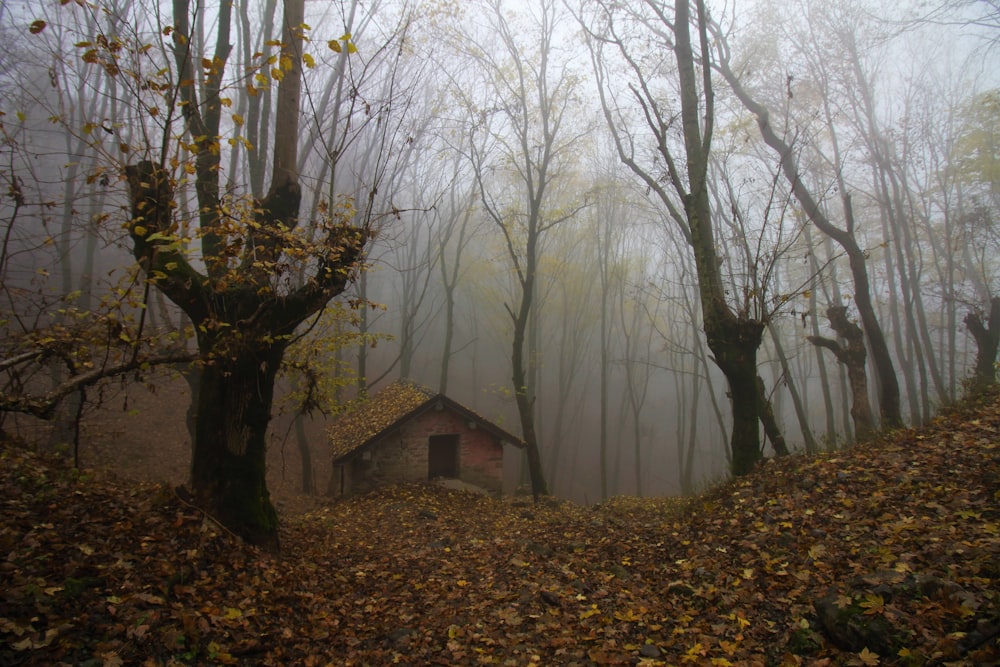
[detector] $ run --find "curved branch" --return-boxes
[0,352,199,419]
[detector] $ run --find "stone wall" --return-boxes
[334,405,506,497]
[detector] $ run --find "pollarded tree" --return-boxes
[28,0,411,547]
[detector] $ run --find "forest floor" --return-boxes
[1,394,998,666]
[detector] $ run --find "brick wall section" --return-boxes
[337,405,505,496]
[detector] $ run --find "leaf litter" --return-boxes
[1,394,998,666]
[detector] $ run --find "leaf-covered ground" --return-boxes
[1,395,998,666]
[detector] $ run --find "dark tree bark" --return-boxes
[808,306,876,441]
[964,296,1000,395]
[707,316,765,475]
[125,159,364,548]
[716,53,903,431]
[125,0,367,548]
[582,0,769,476]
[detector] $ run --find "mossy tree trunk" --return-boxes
[190,337,287,546]
[702,306,765,476]
[126,163,363,549]
[676,0,768,476]
[583,0,773,477]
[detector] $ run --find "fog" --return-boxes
[1,0,998,504]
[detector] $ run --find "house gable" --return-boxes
[327,380,523,497]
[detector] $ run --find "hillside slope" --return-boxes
[1,395,998,666]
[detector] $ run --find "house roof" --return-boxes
[329,379,525,463]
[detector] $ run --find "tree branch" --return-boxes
[0,352,199,419]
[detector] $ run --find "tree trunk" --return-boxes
[512,292,548,498]
[116,0,368,549]
[705,313,765,476]
[679,341,701,496]
[808,306,876,441]
[965,297,1000,395]
[769,324,819,454]
[438,276,456,395]
[190,339,286,550]
[718,62,903,431]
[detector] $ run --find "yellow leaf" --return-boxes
[271,68,284,81]
[579,605,600,620]
[860,594,885,616]
[303,53,315,68]
[328,39,342,53]
[220,97,232,107]
[184,163,196,174]
[347,42,358,54]
[684,642,706,660]
[858,647,880,665]
[133,225,148,237]
[280,55,293,71]
[223,607,242,620]
[232,113,244,126]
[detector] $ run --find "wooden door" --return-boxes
[428,434,459,479]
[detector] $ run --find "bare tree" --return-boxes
[577,0,781,476]
[448,0,590,497]
[714,30,904,431]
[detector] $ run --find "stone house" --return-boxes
[327,380,523,497]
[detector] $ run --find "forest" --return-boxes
[0,0,999,548]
